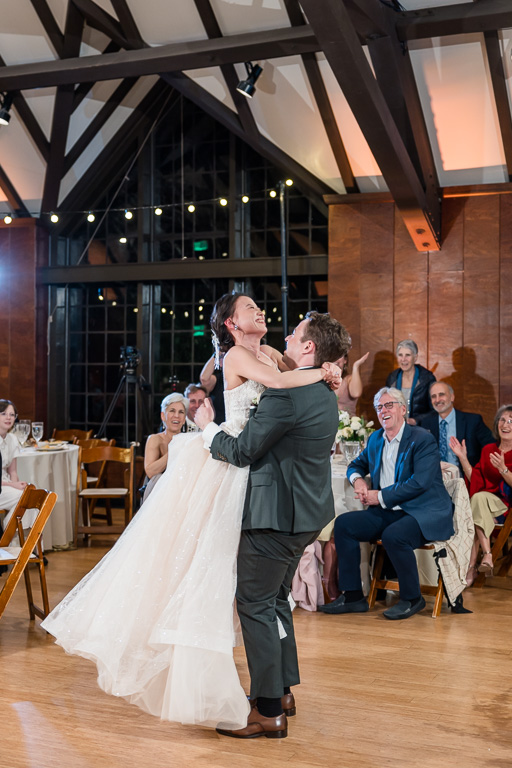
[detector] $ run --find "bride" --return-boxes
[42,293,339,730]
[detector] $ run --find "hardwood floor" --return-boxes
[2,545,512,768]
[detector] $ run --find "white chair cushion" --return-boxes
[79,488,128,497]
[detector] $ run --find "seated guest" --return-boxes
[386,339,436,425]
[143,393,188,500]
[319,387,453,620]
[451,404,512,586]
[419,381,494,471]
[335,351,369,416]
[183,383,207,432]
[200,354,225,424]
[0,399,33,528]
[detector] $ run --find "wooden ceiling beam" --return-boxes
[0,55,51,161]
[0,26,321,91]
[0,164,31,217]
[29,0,65,58]
[64,77,138,175]
[72,41,121,113]
[484,30,512,181]
[71,0,131,49]
[300,0,440,251]
[397,0,512,41]
[109,0,145,47]
[41,4,84,213]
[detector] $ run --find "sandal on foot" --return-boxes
[478,552,494,577]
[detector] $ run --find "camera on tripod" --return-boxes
[120,346,141,375]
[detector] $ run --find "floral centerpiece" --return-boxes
[336,411,374,445]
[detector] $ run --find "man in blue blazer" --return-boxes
[320,387,454,620]
[419,381,493,470]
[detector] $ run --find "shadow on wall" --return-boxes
[443,347,497,428]
[358,349,396,420]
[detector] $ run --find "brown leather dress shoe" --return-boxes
[216,707,288,739]
[249,693,296,717]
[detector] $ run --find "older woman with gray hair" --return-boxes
[142,392,189,500]
[386,339,436,425]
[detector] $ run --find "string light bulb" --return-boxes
[269,190,277,198]
[3,215,12,224]
[285,179,294,187]
[119,236,127,244]
[155,208,162,216]
[87,212,95,222]
[187,204,195,213]
[241,195,250,204]
[50,213,59,223]
[219,198,228,207]
[124,210,133,220]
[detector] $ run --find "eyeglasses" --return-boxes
[498,418,512,426]
[375,401,400,413]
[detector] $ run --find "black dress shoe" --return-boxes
[383,597,426,620]
[318,595,369,615]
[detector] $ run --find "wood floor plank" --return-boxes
[2,546,512,767]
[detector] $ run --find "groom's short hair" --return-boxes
[301,312,351,367]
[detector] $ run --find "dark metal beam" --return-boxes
[38,254,328,284]
[71,0,131,49]
[109,0,145,47]
[0,26,321,91]
[41,4,84,213]
[300,0,440,251]
[397,0,512,41]
[0,164,31,217]
[484,30,512,181]
[64,77,138,174]
[71,41,121,113]
[29,0,65,58]
[282,0,357,192]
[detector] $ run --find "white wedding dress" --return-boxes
[42,379,266,729]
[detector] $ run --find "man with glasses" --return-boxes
[320,387,453,620]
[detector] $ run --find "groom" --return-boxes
[196,312,350,739]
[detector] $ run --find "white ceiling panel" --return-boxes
[235,56,344,193]
[0,0,57,65]
[410,34,507,186]
[66,79,124,153]
[45,0,67,33]
[127,0,207,46]
[316,53,387,193]
[0,111,46,213]
[210,0,291,35]
[19,87,57,144]
[185,67,237,112]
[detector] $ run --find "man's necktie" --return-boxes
[439,419,449,462]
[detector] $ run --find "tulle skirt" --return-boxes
[42,433,251,729]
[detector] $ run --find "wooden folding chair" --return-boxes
[474,511,512,587]
[368,541,444,618]
[76,438,116,525]
[75,444,136,546]
[0,485,58,621]
[52,428,93,441]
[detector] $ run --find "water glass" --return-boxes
[342,440,361,464]
[32,421,44,443]
[17,419,31,446]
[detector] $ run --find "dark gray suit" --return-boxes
[418,408,494,469]
[210,380,337,699]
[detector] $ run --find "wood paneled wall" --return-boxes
[0,219,48,420]
[328,195,512,428]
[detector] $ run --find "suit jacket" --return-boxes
[418,409,494,468]
[386,364,436,422]
[210,381,338,534]
[347,423,454,542]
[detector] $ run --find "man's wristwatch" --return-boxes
[502,467,509,475]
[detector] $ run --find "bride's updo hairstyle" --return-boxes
[210,292,249,365]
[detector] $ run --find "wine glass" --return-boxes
[32,421,44,444]
[17,420,31,447]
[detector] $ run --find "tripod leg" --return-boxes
[96,375,126,438]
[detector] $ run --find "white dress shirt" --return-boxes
[377,421,406,509]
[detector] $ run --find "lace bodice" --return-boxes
[223,380,266,437]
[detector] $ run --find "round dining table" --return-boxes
[16,444,79,550]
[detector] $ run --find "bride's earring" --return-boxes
[234,324,239,330]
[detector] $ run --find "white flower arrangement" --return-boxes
[335,410,374,444]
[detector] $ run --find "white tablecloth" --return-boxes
[16,445,79,550]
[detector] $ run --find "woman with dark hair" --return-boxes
[42,292,347,732]
[0,399,31,528]
[451,404,512,585]
[386,339,436,424]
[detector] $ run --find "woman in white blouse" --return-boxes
[0,399,29,526]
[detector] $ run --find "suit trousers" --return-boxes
[236,528,319,699]
[334,507,427,601]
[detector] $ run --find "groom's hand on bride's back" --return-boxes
[322,362,342,390]
[195,398,215,430]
